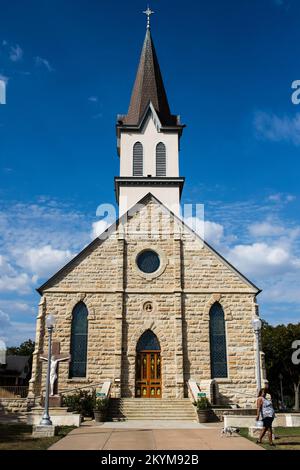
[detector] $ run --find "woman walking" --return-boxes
[256,388,275,446]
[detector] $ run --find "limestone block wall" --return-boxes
[182,237,251,291]
[38,292,120,395]
[182,293,257,407]
[30,197,260,407]
[46,236,121,291]
[0,398,29,413]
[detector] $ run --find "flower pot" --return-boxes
[197,409,210,423]
[94,410,106,423]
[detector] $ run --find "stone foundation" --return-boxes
[27,406,81,427]
[0,398,29,414]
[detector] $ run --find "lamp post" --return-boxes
[252,317,262,393]
[279,373,284,409]
[40,313,56,426]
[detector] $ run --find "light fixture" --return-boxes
[46,314,56,329]
[252,317,262,392]
[252,318,262,332]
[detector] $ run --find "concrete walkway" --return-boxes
[49,422,262,450]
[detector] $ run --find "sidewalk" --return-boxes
[49,422,262,450]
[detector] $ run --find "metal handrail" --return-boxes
[35,382,103,399]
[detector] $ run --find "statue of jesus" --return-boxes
[40,350,71,396]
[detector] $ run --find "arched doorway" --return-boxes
[135,330,162,398]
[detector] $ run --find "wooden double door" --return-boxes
[135,351,162,398]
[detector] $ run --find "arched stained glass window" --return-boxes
[209,303,228,378]
[156,142,166,176]
[137,330,160,352]
[69,302,88,378]
[133,142,143,176]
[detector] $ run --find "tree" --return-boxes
[261,321,300,410]
[7,339,35,357]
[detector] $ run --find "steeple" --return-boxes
[122,28,178,127]
[115,9,185,217]
[118,9,182,129]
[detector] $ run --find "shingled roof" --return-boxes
[120,28,180,127]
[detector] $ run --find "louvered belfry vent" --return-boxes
[156,142,166,176]
[133,142,144,176]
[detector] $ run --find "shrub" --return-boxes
[62,390,95,417]
[94,398,109,412]
[195,397,211,410]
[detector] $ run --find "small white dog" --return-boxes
[221,426,240,437]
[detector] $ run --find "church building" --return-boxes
[29,13,263,410]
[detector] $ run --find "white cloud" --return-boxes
[35,56,54,72]
[185,217,226,248]
[248,220,300,243]
[268,193,296,203]
[17,245,73,279]
[268,194,281,202]
[0,273,32,294]
[0,255,16,276]
[0,255,32,293]
[254,111,300,146]
[0,320,36,347]
[91,220,109,239]
[0,300,33,313]
[204,221,224,246]
[0,309,11,329]
[227,242,300,277]
[88,96,98,102]
[9,44,23,62]
[248,221,285,237]
[263,272,300,304]
[0,199,90,253]
[9,322,36,346]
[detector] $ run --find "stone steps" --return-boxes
[109,407,196,412]
[108,398,198,422]
[109,410,196,414]
[110,418,197,421]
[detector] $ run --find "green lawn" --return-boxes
[0,424,75,450]
[240,427,300,451]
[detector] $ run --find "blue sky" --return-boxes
[0,0,300,346]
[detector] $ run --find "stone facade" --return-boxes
[0,398,29,413]
[29,197,260,407]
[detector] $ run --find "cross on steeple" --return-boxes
[143,5,154,29]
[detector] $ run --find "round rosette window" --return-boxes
[136,250,160,274]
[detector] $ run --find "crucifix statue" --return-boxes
[40,342,70,396]
[143,5,154,30]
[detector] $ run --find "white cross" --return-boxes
[143,5,154,29]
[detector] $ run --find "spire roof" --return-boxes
[121,28,179,127]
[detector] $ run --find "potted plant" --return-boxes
[195,397,211,423]
[93,398,109,423]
